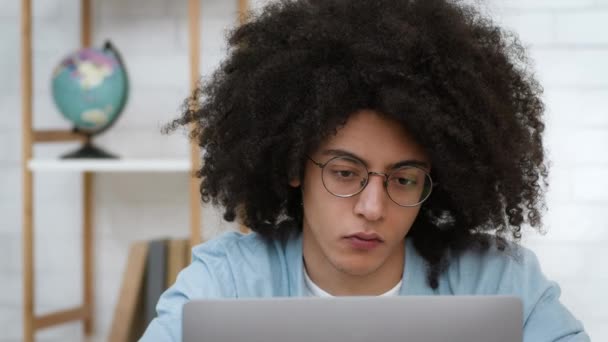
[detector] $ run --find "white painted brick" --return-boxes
[97,279,136,333]
[489,0,597,11]
[95,180,234,241]
[176,18,232,55]
[36,272,83,310]
[544,88,608,128]
[0,131,20,163]
[32,51,65,94]
[587,321,608,342]
[95,174,190,239]
[0,306,23,341]
[0,271,83,313]
[0,231,83,274]
[32,15,81,54]
[0,92,20,130]
[493,12,556,46]
[0,0,68,19]
[94,0,169,18]
[529,48,608,88]
[94,126,191,158]
[553,277,608,339]
[107,87,188,129]
[33,170,81,202]
[572,166,608,202]
[555,11,608,45]
[524,241,608,279]
[0,165,20,202]
[95,172,189,204]
[199,51,231,80]
[202,203,239,240]
[514,241,607,339]
[0,201,21,234]
[0,236,21,274]
[36,321,83,342]
[545,166,571,202]
[0,2,18,17]
[34,201,83,236]
[97,199,235,244]
[95,237,132,275]
[1,92,59,132]
[114,53,190,90]
[0,22,19,94]
[171,0,238,21]
[249,0,275,12]
[31,0,65,20]
[539,203,608,242]
[0,196,84,236]
[545,128,608,164]
[94,17,180,56]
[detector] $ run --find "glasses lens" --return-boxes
[321,157,367,197]
[386,167,432,206]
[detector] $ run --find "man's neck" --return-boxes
[302,233,405,296]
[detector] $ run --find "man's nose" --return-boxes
[353,174,387,221]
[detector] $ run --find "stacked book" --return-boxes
[110,238,192,341]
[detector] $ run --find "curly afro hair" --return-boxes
[165,0,548,288]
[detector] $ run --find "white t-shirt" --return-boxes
[303,266,403,297]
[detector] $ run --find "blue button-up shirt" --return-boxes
[140,231,589,341]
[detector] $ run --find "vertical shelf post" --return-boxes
[21,0,34,341]
[188,0,202,246]
[81,0,95,335]
[238,0,249,24]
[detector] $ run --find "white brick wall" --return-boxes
[490,1,608,340]
[0,0,606,341]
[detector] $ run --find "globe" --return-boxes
[51,41,128,158]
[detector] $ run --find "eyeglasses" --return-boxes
[307,155,433,207]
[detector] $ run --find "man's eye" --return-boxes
[398,178,415,185]
[336,170,355,178]
[391,177,417,187]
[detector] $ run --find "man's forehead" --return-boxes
[319,148,431,170]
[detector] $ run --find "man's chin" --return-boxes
[334,256,382,277]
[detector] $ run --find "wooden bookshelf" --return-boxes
[19,0,250,340]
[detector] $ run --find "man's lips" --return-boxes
[344,232,384,242]
[344,232,384,250]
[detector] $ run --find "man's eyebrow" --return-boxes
[321,149,430,170]
[392,160,430,170]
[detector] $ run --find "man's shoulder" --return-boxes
[190,231,298,275]
[189,230,299,296]
[445,239,544,295]
[191,231,275,260]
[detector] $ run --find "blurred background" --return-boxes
[0,0,606,341]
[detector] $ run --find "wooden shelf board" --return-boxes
[28,158,192,172]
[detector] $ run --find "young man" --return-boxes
[141,0,589,340]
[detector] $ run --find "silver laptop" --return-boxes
[183,296,522,342]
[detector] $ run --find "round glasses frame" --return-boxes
[306,155,434,207]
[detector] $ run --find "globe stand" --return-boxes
[54,41,128,160]
[61,138,118,159]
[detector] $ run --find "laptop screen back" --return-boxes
[183,295,522,342]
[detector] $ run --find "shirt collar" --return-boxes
[285,232,431,297]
